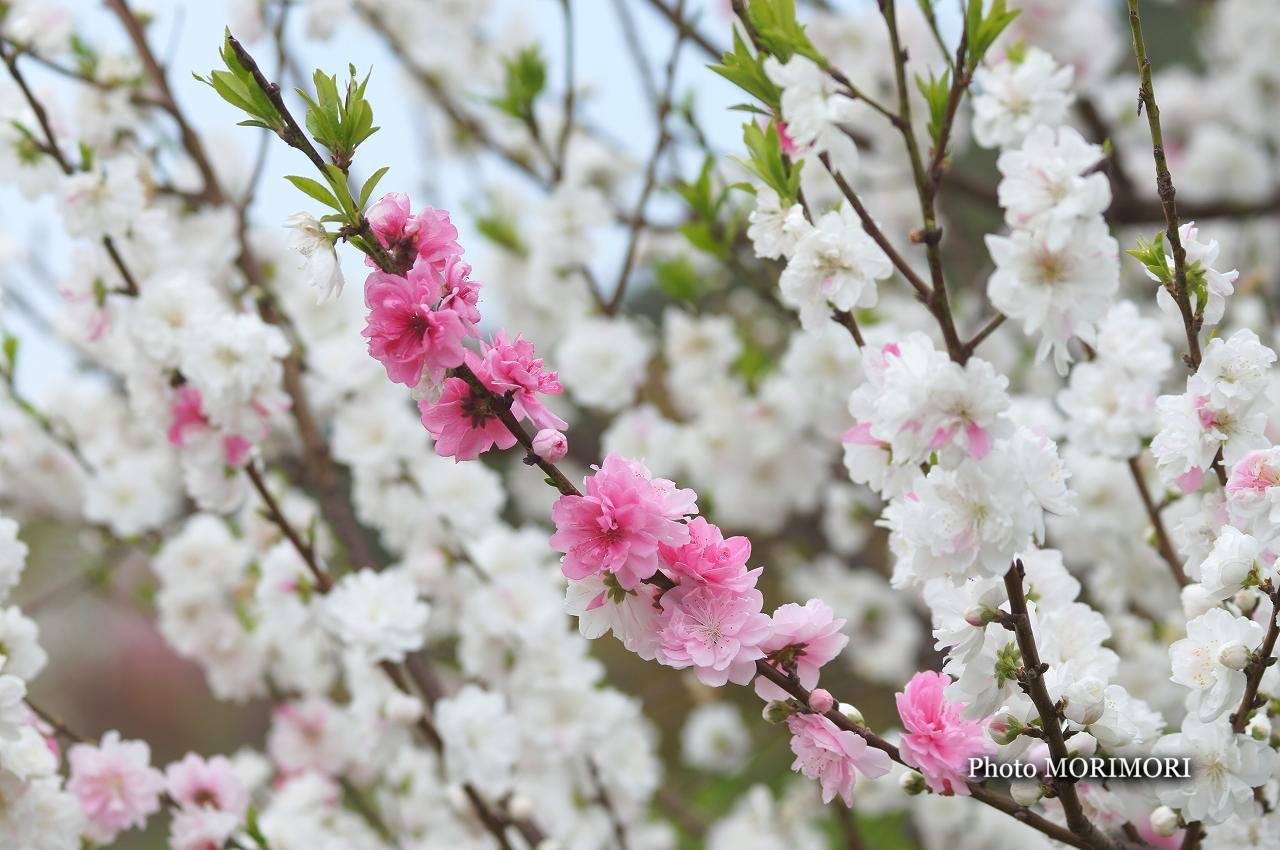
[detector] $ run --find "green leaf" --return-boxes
[197,30,284,131]
[1,333,18,374]
[284,175,342,211]
[296,65,380,171]
[489,46,548,121]
[1126,230,1172,286]
[965,0,1020,69]
[745,0,822,64]
[357,166,390,209]
[736,121,802,205]
[914,68,951,145]
[708,30,782,111]
[654,257,706,302]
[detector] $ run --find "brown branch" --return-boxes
[1230,581,1280,734]
[1001,561,1123,850]
[1127,456,1189,587]
[608,2,685,314]
[1125,0,1201,371]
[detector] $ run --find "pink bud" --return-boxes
[808,688,835,714]
[532,429,568,463]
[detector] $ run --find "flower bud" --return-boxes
[899,771,927,796]
[1062,678,1106,726]
[1009,779,1043,807]
[1219,641,1251,671]
[383,692,423,724]
[838,702,864,725]
[1066,732,1097,759]
[988,713,1021,746]
[508,794,535,820]
[1149,805,1179,837]
[1181,583,1216,620]
[445,784,470,814]
[963,605,991,628]
[535,841,562,850]
[532,429,569,463]
[808,688,835,714]
[1234,588,1259,615]
[1246,711,1271,741]
[762,701,794,724]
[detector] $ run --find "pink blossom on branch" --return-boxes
[419,374,517,461]
[362,267,470,389]
[896,670,993,796]
[67,731,166,843]
[754,599,849,701]
[366,192,462,271]
[786,713,892,806]
[472,331,566,431]
[658,516,759,591]
[657,583,772,686]
[165,752,249,816]
[550,454,698,589]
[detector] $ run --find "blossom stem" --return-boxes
[1229,582,1280,734]
[608,3,685,314]
[1000,561,1124,850]
[1124,0,1202,372]
[1127,456,1189,587]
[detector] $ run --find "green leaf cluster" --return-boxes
[709,31,781,113]
[195,30,284,133]
[744,0,821,64]
[296,67,379,172]
[490,46,547,123]
[964,0,1020,71]
[737,122,802,205]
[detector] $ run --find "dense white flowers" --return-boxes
[321,569,429,663]
[435,685,519,799]
[972,48,1074,149]
[778,206,892,330]
[1170,607,1264,722]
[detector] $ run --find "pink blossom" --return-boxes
[658,517,759,591]
[168,385,207,447]
[438,255,482,326]
[657,583,772,686]
[786,713,891,806]
[1228,450,1280,497]
[367,193,461,271]
[532,429,569,462]
[474,331,566,430]
[419,375,517,461]
[895,670,992,796]
[67,731,166,842]
[168,807,239,850]
[165,753,249,816]
[550,454,698,589]
[755,599,848,701]
[809,688,835,714]
[362,269,469,387]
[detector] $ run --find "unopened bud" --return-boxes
[383,692,423,724]
[1150,805,1179,837]
[1062,678,1106,726]
[1009,779,1043,807]
[1246,711,1271,741]
[1066,732,1097,759]
[762,701,794,724]
[445,784,469,814]
[899,771,927,795]
[532,429,569,463]
[988,714,1021,746]
[808,688,835,714]
[535,841,562,850]
[1219,641,1251,671]
[838,702,864,725]
[508,794,535,820]
[964,605,990,628]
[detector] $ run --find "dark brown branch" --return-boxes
[1230,581,1280,734]
[1127,456,1189,587]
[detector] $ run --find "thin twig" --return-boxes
[1127,456,1189,587]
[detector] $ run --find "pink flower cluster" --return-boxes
[67,732,166,843]
[896,670,992,795]
[165,753,250,850]
[167,384,258,468]
[361,195,564,461]
[552,455,885,803]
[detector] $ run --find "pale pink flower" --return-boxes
[532,429,569,462]
[438,254,482,326]
[809,688,835,714]
[658,516,760,591]
[367,192,461,271]
[165,753,249,816]
[362,268,469,387]
[167,385,259,467]
[1227,450,1280,497]
[550,454,698,589]
[755,599,848,701]
[657,583,772,686]
[474,331,566,430]
[786,713,891,806]
[419,375,517,461]
[168,806,239,850]
[896,670,992,795]
[67,731,166,842]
